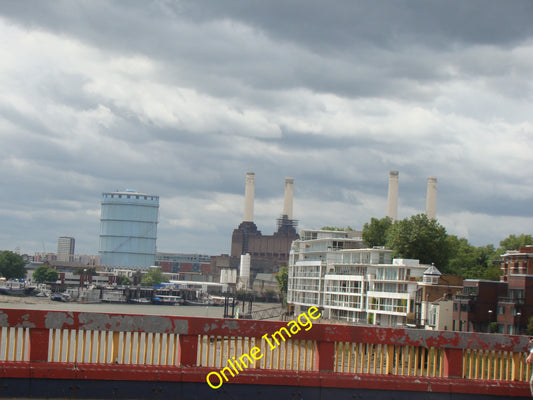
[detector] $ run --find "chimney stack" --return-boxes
[243,172,255,222]
[238,253,251,290]
[386,171,399,221]
[426,176,437,220]
[282,177,294,220]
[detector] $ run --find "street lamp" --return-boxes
[488,310,493,333]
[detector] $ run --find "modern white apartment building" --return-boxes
[57,236,75,262]
[288,229,428,327]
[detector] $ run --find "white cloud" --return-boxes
[0,3,532,256]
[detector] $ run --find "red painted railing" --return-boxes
[0,308,531,398]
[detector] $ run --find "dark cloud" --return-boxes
[0,1,531,254]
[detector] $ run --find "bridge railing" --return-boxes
[0,308,531,384]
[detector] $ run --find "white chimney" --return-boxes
[283,177,294,220]
[238,253,251,290]
[386,171,399,221]
[426,176,437,220]
[243,172,255,222]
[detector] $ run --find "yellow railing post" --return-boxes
[111,331,120,363]
[386,344,394,374]
[512,352,521,381]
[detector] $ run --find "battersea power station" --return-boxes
[229,172,298,276]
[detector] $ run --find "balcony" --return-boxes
[455,294,477,301]
[498,297,525,305]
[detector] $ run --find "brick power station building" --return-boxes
[214,173,299,282]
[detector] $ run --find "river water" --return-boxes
[0,296,281,319]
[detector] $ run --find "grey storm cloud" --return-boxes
[0,0,532,255]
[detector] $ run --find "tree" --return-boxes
[446,235,477,277]
[477,244,500,281]
[133,270,143,285]
[264,289,277,302]
[46,269,59,282]
[117,275,132,286]
[0,251,26,279]
[386,214,450,270]
[362,217,393,247]
[321,226,355,231]
[141,269,169,286]
[499,234,533,252]
[33,264,58,283]
[447,236,500,279]
[527,317,533,336]
[275,266,288,304]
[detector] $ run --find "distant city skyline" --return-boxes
[0,1,532,256]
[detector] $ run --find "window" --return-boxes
[429,309,437,326]
[376,267,398,280]
[368,297,407,313]
[463,287,478,296]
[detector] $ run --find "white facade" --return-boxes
[426,300,454,331]
[288,229,427,327]
[220,267,237,284]
[238,253,251,290]
[283,177,294,220]
[243,172,255,222]
[386,170,399,221]
[425,176,437,220]
[57,237,75,256]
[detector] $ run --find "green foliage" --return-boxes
[489,322,499,334]
[321,226,355,231]
[45,269,59,282]
[499,234,533,252]
[356,217,532,281]
[117,275,132,286]
[133,270,143,285]
[446,237,499,279]
[275,266,288,295]
[362,217,392,247]
[481,262,502,281]
[263,289,277,302]
[276,266,288,304]
[527,317,533,336]
[141,269,169,286]
[33,264,58,283]
[385,214,450,270]
[446,235,476,276]
[0,251,27,279]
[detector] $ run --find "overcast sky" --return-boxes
[1,1,532,256]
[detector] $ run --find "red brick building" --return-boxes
[452,246,533,334]
[453,280,507,332]
[496,246,533,334]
